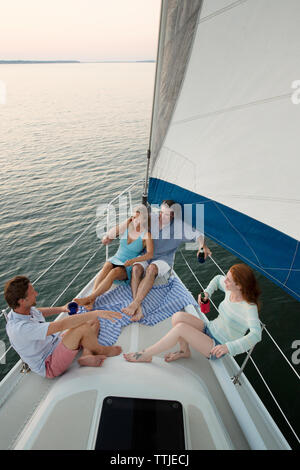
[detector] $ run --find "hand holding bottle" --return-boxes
[198,292,210,314]
[198,292,209,305]
[197,247,205,263]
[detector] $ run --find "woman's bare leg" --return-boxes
[74,267,127,307]
[171,311,206,330]
[92,262,114,292]
[123,321,213,363]
[164,339,191,362]
[164,311,205,362]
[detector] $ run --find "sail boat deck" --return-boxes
[0,318,247,450]
[0,273,290,450]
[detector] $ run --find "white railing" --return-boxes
[0,179,144,367]
[179,249,300,382]
[105,179,143,260]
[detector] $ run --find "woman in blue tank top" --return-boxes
[74,206,153,309]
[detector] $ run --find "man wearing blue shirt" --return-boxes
[121,200,211,321]
[5,276,122,378]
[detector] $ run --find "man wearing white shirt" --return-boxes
[5,276,122,378]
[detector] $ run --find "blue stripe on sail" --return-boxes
[148,177,300,302]
[78,276,198,346]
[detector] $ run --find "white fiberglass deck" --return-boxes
[0,318,246,450]
[0,274,290,450]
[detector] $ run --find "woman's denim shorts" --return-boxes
[203,325,223,361]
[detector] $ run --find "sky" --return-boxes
[0,0,161,61]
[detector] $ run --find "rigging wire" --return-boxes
[0,181,142,366]
[249,356,300,445]
[0,244,104,365]
[50,244,103,307]
[181,249,300,381]
[0,179,144,318]
[178,248,300,445]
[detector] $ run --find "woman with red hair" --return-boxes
[124,264,262,363]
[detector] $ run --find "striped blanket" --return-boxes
[78,276,197,346]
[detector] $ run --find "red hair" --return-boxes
[230,264,261,310]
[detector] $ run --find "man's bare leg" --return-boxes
[121,264,144,317]
[122,264,158,320]
[130,264,144,311]
[78,347,107,367]
[62,319,122,366]
[131,305,143,322]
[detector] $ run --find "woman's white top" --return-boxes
[205,275,262,356]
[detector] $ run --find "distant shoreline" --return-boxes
[0,60,155,64]
[0,60,80,64]
[83,60,156,63]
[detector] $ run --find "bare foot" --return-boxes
[122,301,139,316]
[101,345,122,357]
[78,354,106,367]
[131,305,144,322]
[123,351,152,363]
[164,349,191,362]
[74,296,95,308]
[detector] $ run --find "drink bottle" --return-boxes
[200,292,210,314]
[197,247,205,264]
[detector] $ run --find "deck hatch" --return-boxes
[95,396,185,450]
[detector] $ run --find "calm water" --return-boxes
[0,63,299,448]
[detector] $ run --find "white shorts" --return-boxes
[133,260,171,277]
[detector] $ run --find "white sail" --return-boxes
[148,0,300,301]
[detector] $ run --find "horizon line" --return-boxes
[0,59,156,64]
